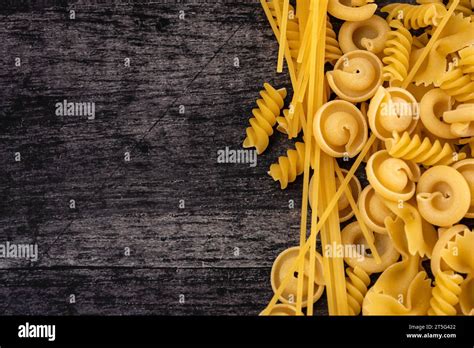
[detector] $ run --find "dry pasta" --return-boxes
[243,83,287,154]
[326,50,383,102]
[338,15,390,54]
[248,0,472,317]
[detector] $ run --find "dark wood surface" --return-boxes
[0,0,404,315]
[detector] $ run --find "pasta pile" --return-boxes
[244,0,474,316]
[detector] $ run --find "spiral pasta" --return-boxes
[267,1,301,71]
[243,83,287,154]
[459,45,474,78]
[326,20,343,65]
[338,15,390,55]
[276,107,303,137]
[385,131,466,167]
[437,64,474,103]
[366,150,420,202]
[428,271,464,315]
[327,0,377,22]
[269,141,308,189]
[346,266,371,316]
[313,100,368,158]
[327,50,383,103]
[358,185,395,234]
[368,86,419,141]
[431,225,474,315]
[382,3,448,30]
[416,165,471,226]
[382,20,413,84]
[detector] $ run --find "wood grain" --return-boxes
[0,0,414,316]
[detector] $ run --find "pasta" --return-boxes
[341,221,400,274]
[381,3,447,30]
[346,266,371,315]
[338,15,390,54]
[327,0,377,22]
[416,165,471,226]
[420,88,458,139]
[452,159,474,217]
[428,271,464,316]
[313,100,368,157]
[252,0,472,318]
[382,199,438,257]
[385,131,466,166]
[358,185,395,234]
[459,45,474,78]
[430,225,474,315]
[363,217,432,315]
[447,0,473,16]
[366,150,420,202]
[326,20,343,65]
[368,86,419,141]
[270,246,325,307]
[268,141,306,189]
[326,50,383,102]
[243,83,287,154]
[443,104,474,137]
[437,64,474,103]
[260,303,303,316]
[382,20,413,84]
[309,168,362,222]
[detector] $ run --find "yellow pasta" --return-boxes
[259,303,303,316]
[416,165,471,226]
[428,271,464,316]
[326,19,343,65]
[313,100,368,157]
[366,150,420,202]
[243,83,287,154]
[382,199,438,258]
[382,20,413,84]
[309,168,361,222]
[254,0,473,318]
[438,64,474,103]
[338,15,390,55]
[367,86,419,141]
[447,0,473,16]
[341,221,400,274]
[270,246,325,307]
[420,88,458,139]
[385,131,466,166]
[358,185,395,234]
[443,104,474,137]
[269,142,305,189]
[459,45,474,78]
[363,217,432,315]
[327,50,383,103]
[382,3,447,29]
[452,159,474,217]
[327,0,377,22]
[345,266,371,315]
